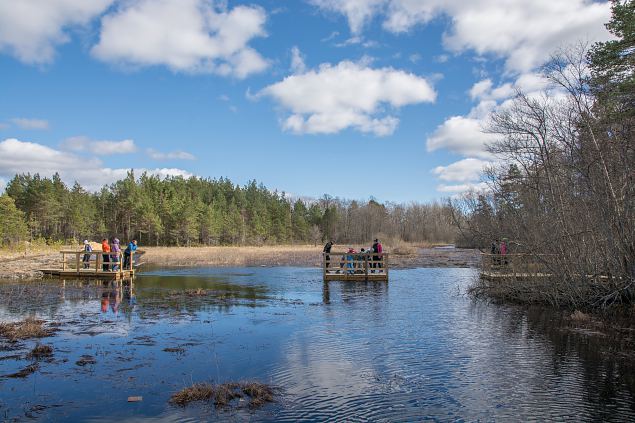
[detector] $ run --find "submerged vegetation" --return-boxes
[458,2,635,310]
[0,317,52,342]
[170,382,275,409]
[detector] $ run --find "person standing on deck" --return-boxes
[82,240,92,269]
[323,240,334,269]
[111,238,121,271]
[123,239,137,269]
[372,239,383,269]
[101,238,110,271]
[346,248,356,274]
[500,238,508,265]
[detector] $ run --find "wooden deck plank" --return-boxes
[40,269,134,280]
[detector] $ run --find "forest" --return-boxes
[0,172,456,248]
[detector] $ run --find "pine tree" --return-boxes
[0,194,28,246]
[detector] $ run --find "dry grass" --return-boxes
[76,355,97,366]
[6,363,39,378]
[170,383,215,406]
[570,310,591,322]
[241,382,275,407]
[0,317,51,342]
[27,343,53,359]
[143,245,322,267]
[170,382,275,408]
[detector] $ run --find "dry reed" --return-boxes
[27,343,53,359]
[170,381,275,408]
[0,317,51,341]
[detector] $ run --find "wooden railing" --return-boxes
[322,252,389,278]
[60,250,136,276]
[481,253,551,276]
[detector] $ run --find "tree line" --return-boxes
[0,171,456,248]
[454,1,634,309]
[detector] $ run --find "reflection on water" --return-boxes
[0,267,633,421]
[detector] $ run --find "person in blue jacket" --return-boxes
[123,239,137,269]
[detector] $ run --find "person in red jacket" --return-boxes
[101,238,110,271]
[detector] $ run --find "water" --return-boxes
[0,267,633,421]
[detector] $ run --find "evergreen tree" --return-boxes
[0,194,28,246]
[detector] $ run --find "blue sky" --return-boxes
[0,0,612,202]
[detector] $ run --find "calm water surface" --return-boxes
[0,267,633,421]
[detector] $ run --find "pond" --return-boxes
[0,267,633,421]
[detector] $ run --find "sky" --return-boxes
[0,0,613,202]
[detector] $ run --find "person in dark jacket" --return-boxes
[123,239,138,269]
[323,240,334,268]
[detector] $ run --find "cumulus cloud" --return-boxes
[61,136,137,155]
[310,0,611,72]
[310,0,384,35]
[258,60,436,136]
[290,46,307,74]
[11,117,50,130]
[0,138,191,191]
[427,115,498,159]
[0,0,113,64]
[92,0,268,78]
[436,182,489,194]
[146,148,196,160]
[432,158,490,183]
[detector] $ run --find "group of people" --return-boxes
[490,238,509,265]
[323,239,384,274]
[82,238,138,271]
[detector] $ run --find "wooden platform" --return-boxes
[322,252,389,282]
[40,268,135,280]
[40,249,138,280]
[324,270,388,281]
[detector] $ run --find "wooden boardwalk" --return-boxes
[40,268,135,280]
[40,250,137,280]
[323,252,388,282]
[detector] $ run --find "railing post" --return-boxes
[364,254,368,279]
[322,252,326,279]
[96,252,101,273]
[62,252,66,271]
[76,252,80,275]
[385,253,389,279]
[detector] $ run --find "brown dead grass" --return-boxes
[170,382,275,408]
[27,343,53,359]
[570,310,591,322]
[170,383,215,405]
[0,317,52,342]
[6,363,39,378]
[143,245,322,267]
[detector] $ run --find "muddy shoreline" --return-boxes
[0,245,482,279]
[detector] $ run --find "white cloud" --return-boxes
[310,0,612,72]
[11,117,50,130]
[92,0,268,78]
[310,0,384,35]
[0,138,191,191]
[427,115,498,159]
[290,46,306,74]
[258,60,436,136]
[437,182,489,194]
[62,136,137,155]
[146,148,196,161]
[433,158,490,182]
[0,0,113,64]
